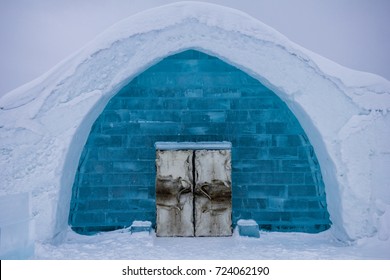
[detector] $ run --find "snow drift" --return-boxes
[0,1,389,251]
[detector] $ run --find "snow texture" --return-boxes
[0,1,389,258]
[237,219,258,227]
[34,227,390,260]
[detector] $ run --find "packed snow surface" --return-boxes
[34,228,390,260]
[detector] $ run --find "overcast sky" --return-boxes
[1,0,389,96]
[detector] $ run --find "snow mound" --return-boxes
[0,1,389,254]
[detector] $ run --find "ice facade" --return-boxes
[68,50,330,234]
[0,2,389,255]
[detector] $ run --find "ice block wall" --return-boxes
[68,50,330,234]
[0,193,34,259]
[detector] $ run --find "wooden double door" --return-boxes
[155,149,232,237]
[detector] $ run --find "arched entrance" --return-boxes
[68,50,330,235]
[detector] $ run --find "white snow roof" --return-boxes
[1,1,389,111]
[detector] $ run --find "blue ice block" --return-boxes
[237,219,260,238]
[130,221,152,234]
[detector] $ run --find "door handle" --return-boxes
[195,183,212,200]
[195,180,231,200]
[177,178,192,198]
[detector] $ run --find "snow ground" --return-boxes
[34,228,390,260]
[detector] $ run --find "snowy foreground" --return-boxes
[35,228,390,260]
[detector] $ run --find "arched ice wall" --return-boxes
[0,2,389,243]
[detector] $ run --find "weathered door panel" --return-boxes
[194,150,232,236]
[155,150,194,237]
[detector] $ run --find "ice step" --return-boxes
[130,221,152,234]
[237,219,260,238]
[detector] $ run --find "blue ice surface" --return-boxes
[68,49,330,235]
[237,219,260,238]
[0,193,35,259]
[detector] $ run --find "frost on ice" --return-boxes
[0,1,389,259]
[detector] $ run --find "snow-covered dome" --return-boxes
[0,1,389,247]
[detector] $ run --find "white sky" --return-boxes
[1,0,389,96]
